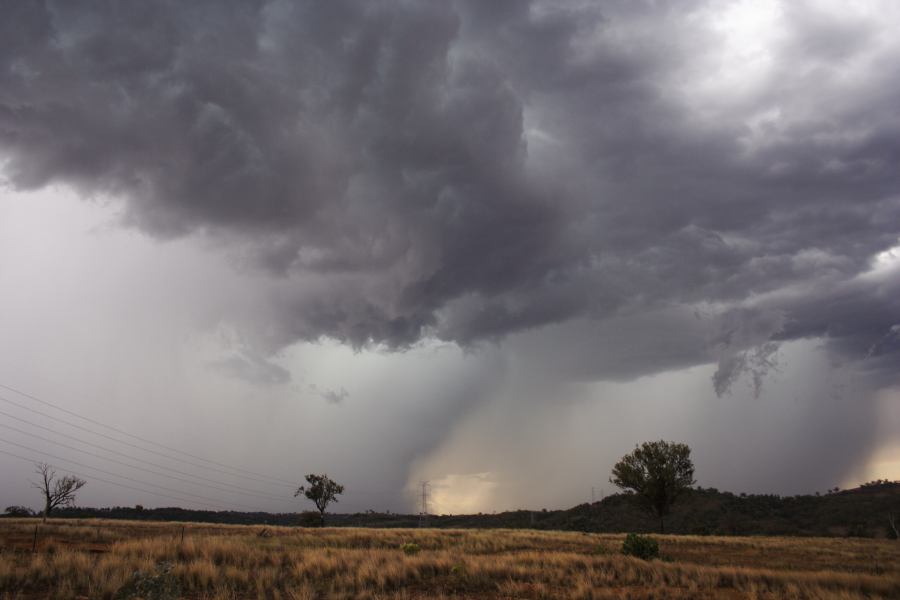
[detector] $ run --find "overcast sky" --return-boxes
[1,0,899,515]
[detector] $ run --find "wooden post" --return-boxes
[181,526,185,543]
[32,524,38,553]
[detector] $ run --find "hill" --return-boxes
[531,481,900,537]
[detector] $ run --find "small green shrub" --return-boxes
[115,562,180,600]
[400,542,421,555]
[621,533,659,560]
[591,543,613,555]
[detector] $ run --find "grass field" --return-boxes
[1,519,898,599]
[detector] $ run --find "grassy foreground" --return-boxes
[1,519,898,599]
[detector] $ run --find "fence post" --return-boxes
[32,524,38,553]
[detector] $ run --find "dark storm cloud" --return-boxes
[1,0,899,383]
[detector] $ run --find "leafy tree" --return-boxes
[610,440,695,533]
[295,473,344,526]
[31,462,86,521]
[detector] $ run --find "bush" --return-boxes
[3,506,34,517]
[591,543,613,555]
[621,533,659,560]
[846,523,869,538]
[114,562,180,600]
[297,511,322,527]
[400,542,421,555]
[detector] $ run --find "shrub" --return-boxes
[297,511,322,527]
[400,542,421,555]
[3,506,34,517]
[114,562,180,600]
[591,543,613,555]
[621,533,659,560]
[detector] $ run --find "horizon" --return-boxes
[9,475,900,520]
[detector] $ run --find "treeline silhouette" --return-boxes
[6,481,898,538]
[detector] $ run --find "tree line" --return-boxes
[7,442,698,533]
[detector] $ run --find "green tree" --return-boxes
[610,440,695,533]
[295,473,344,526]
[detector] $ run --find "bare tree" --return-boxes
[31,462,86,521]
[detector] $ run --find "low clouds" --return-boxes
[309,384,349,406]
[209,353,291,387]
[1,2,899,395]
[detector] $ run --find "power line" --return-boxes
[0,437,273,512]
[342,488,408,498]
[0,422,289,502]
[0,408,289,499]
[0,447,257,512]
[0,393,295,488]
[0,400,411,509]
[0,382,296,485]
[0,436,402,513]
[0,385,411,511]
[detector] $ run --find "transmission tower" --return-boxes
[418,480,430,528]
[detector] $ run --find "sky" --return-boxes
[1,0,899,515]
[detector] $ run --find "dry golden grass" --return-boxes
[1,518,898,599]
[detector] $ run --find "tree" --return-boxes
[610,440,695,533]
[295,473,344,526]
[3,505,35,517]
[31,462,86,521]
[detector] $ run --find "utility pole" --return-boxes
[418,481,430,528]
[592,486,595,504]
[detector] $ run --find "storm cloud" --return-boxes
[2,0,899,369]
[1,0,899,510]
